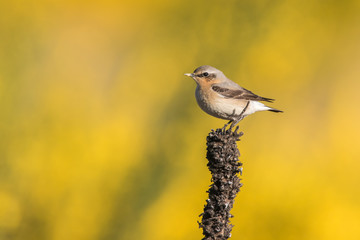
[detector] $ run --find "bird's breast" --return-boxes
[195,86,211,112]
[195,86,230,120]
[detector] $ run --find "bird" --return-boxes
[185,65,282,129]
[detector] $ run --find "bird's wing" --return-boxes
[211,84,274,102]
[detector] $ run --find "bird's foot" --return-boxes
[229,120,240,132]
[222,120,232,132]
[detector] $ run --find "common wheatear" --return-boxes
[185,65,282,129]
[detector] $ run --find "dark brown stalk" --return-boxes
[199,126,243,240]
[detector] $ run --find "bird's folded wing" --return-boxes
[211,85,274,102]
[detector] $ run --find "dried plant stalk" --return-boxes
[199,127,243,240]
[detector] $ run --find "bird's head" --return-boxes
[185,65,226,85]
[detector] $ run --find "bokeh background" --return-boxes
[1,0,360,240]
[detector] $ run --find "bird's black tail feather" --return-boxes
[268,108,283,113]
[260,97,275,102]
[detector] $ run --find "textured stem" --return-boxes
[199,127,243,240]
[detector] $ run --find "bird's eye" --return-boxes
[203,72,209,77]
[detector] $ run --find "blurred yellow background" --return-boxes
[1,0,360,239]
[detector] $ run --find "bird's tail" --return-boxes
[268,108,283,113]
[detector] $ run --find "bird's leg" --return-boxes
[222,120,233,131]
[229,116,244,130]
[229,101,250,131]
[223,109,237,131]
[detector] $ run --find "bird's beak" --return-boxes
[184,73,194,77]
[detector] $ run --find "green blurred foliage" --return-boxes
[1,0,360,239]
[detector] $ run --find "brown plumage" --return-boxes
[211,85,275,102]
